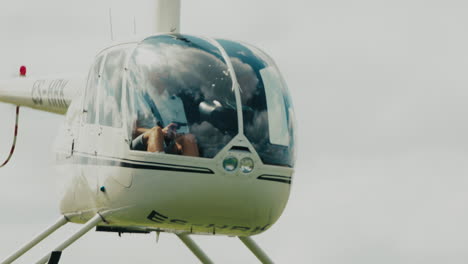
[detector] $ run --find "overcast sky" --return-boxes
[1,0,468,263]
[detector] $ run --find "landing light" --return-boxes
[223,156,238,172]
[240,157,254,173]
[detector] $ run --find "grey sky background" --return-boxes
[0,0,468,263]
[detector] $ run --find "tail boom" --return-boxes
[0,76,84,115]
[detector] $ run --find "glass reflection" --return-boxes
[99,46,133,128]
[217,39,296,167]
[84,54,104,124]
[126,35,237,158]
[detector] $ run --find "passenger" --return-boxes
[132,122,199,157]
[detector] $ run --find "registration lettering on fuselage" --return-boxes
[31,79,69,108]
[147,210,269,233]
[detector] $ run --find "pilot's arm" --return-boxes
[131,123,178,153]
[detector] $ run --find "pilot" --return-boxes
[131,67,199,157]
[130,56,200,156]
[132,122,199,157]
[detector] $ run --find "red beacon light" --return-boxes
[19,66,27,77]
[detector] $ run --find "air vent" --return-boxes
[230,146,251,152]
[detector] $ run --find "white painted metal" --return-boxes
[239,236,274,264]
[35,214,104,264]
[0,75,85,115]
[1,216,68,264]
[154,0,181,33]
[56,145,292,235]
[177,234,213,264]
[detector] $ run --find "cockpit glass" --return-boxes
[126,34,237,158]
[217,39,296,167]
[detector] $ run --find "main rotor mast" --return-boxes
[154,0,181,33]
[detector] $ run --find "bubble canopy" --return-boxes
[95,34,295,167]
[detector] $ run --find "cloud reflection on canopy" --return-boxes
[126,35,237,158]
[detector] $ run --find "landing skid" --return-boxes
[1,215,275,264]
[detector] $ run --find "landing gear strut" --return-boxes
[1,214,105,264]
[2,215,275,264]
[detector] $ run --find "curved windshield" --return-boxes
[126,34,237,158]
[217,39,296,167]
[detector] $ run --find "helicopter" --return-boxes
[0,0,296,263]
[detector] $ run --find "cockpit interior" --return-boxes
[70,34,295,168]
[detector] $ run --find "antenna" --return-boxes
[109,8,114,41]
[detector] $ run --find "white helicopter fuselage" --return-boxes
[0,35,295,237]
[0,2,296,263]
[55,126,292,236]
[48,34,295,237]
